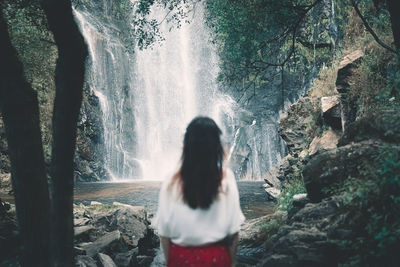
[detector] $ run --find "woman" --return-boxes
[154,117,245,267]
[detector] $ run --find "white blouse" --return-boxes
[153,169,245,246]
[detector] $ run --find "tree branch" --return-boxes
[351,0,396,54]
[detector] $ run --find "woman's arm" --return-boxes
[227,232,239,267]
[160,236,171,262]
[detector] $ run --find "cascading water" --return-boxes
[73,2,286,181]
[74,4,237,180]
[131,6,232,179]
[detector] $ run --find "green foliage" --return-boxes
[204,0,338,100]
[257,213,286,243]
[276,176,306,213]
[2,0,57,159]
[332,147,400,266]
[340,0,398,117]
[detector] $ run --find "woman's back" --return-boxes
[154,116,244,266]
[154,168,244,246]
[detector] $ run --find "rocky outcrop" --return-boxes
[257,50,400,266]
[75,88,107,182]
[336,50,363,131]
[321,95,341,130]
[73,202,159,267]
[279,97,321,157]
[338,110,400,146]
[308,129,340,156]
[304,140,393,202]
[258,196,346,267]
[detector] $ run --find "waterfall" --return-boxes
[74,4,237,180]
[73,2,287,181]
[132,6,228,179]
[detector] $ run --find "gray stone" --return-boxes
[74,217,90,227]
[74,225,95,237]
[338,110,400,146]
[321,95,342,130]
[97,253,117,267]
[336,50,363,130]
[308,129,340,156]
[112,202,147,221]
[93,207,148,247]
[137,255,153,266]
[263,169,282,189]
[80,230,121,257]
[279,97,320,156]
[75,255,97,267]
[265,187,281,200]
[114,248,138,267]
[304,140,398,202]
[292,193,307,201]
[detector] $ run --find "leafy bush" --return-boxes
[276,176,306,213]
[336,147,400,266]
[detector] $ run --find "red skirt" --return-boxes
[167,242,232,267]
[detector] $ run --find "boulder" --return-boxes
[338,110,400,146]
[263,168,282,189]
[259,196,344,267]
[136,255,153,266]
[75,255,97,267]
[335,50,363,130]
[74,217,90,227]
[96,253,117,267]
[114,248,138,267]
[321,96,342,130]
[112,202,147,221]
[79,230,121,257]
[308,129,341,156]
[265,187,281,201]
[279,97,320,156]
[74,225,95,237]
[289,194,309,219]
[93,206,148,247]
[303,140,396,202]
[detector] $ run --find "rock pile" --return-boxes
[74,201,159,267]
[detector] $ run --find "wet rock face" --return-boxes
[75,88,107,182]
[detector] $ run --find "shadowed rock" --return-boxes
[96,253,117,267]
[79,230,121,257]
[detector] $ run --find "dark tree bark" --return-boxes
[40,0,88,265]
[386,0,400,51]
[0,11,50,267]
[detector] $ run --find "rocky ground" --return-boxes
[0,181,274,266]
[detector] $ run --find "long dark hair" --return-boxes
[179,116,224,209]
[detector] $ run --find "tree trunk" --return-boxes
[387,0,400,51]
[0,12,50,267]
[41,0,88,265]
